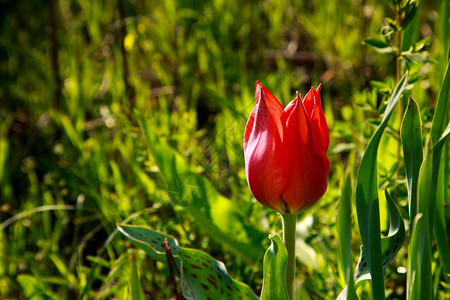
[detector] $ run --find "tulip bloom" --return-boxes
[244,81,329,214]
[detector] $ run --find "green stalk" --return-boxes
[395,6,404,200]
[281,213,297,300]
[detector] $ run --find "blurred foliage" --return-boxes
[0,0,449,299]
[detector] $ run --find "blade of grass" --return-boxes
[355,72,408,300]
[17,274,58,300]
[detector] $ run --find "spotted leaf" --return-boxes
[117,224,258,300]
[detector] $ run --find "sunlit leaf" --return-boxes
[400,97,423,227]
[413,37,431,53]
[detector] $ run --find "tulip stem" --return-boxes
[281,213,297,300]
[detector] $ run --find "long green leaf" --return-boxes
[337,175,358,300]
[429,57,450,278]
[117,224,258,300]
[355,73,408,300]
[353,190,405,289]
[407,213,432,300]
[428,50,450,281]
[417,141,435,237]
[412,141,435,299]
[432,121,450,279]
[400,97,423,228]
[260,234,288,300]
[430,53,450,144]
[434,149,450,279]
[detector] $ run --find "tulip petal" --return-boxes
[243,107,256,153]
[303,86,330,158]
[244,81,285,152]
[282,94,328,213]
[244,83,289,212]
[283,92,311,145]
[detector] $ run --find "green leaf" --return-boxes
[117,224,259,300]
[430,55,450,144]
[49,254,78,288]
[402,2,419,32]
[429,51,450,279]
[402,52,431,63]
[407,213,433,300]
[400,97,423,228]
[336,175,358,300]
[364,39,396,54]
[370,80,390,92]
[413,37,432,53]
[355,72,408,300]
[431,121,450,279]
[434,140,450,279]
[260,234,288,300]
[411,142,434,299]
[381,25,395,37]
[417,142,435,236]
[354,190,406,289]
[432,121,450,155]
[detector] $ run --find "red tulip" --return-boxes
[244,81,329,214]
